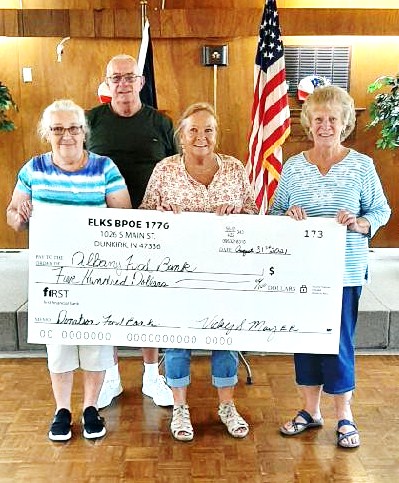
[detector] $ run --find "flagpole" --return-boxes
[140,0,148,34]
[138,0,149,76]
[213,65,218,116]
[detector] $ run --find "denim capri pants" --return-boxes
[294,286,362,394]
[165,349,239,388]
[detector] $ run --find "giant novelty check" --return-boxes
[28,205,346,354]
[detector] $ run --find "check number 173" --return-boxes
[304,230,323,239]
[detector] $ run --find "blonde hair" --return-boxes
[300,85,356,141]
[175,102,218,152]
[38,99,89,142]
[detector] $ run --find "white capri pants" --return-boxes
[46,344,115,373]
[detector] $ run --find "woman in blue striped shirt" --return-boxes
[270,85,391,448]
[6,99,131,443]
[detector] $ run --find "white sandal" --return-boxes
[170,404,194,442]
[218,402,249,438]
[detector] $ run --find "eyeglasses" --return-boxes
[49,126,83,136]
[106,74,142,84]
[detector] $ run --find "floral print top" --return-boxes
[140,153,258,214]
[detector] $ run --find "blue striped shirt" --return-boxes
[16,151,127,207]
[269,149,391,286]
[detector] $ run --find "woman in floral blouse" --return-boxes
[140,102,258,442]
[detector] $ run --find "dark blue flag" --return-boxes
[139,23,158,109]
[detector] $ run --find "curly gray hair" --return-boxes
[300,85,356,141]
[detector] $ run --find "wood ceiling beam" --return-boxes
[0,9,398,38]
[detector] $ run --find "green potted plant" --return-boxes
[0,81,18,132]
[367,73,399,149]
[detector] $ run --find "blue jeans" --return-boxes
[165,349,239,388]
[294,286,362,394]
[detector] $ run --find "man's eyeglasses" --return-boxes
[49,126,83,136]
[107,74,142,84]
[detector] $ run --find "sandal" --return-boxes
[280,409,324,436]
[336,419,360,448]
[170,404,194,442]
[218,402,249,438]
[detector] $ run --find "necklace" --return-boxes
[77,151,87,169]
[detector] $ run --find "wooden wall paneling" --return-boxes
[159,9,262,38]
[69,9,95,37]
[18,0,146,8]
[214,38,256,163]
[17,38,62,159]
[0,38,28,249]
[153,39,219,129]
[153,37,256,163]
[157,8,399,38]
[13,0,96,7]
[151,39,181,119]
[14,37,112,180]
[4,0,399,9]
[161,0,264,7]
[16,37,132,141]
[114,9,141,38]
[2,8,399,37]
[146,9,161,37]
[279,8,399,36]
[93,8,114,38]
[0,10,18,36]
[18,9,70,37]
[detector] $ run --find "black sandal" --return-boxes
[280,409,324,436]
[336,419,360,448]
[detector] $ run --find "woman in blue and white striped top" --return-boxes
[271,85,391,449]
[6,99,131,443]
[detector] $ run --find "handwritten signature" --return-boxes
[195,315,297,340]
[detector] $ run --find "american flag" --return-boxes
[246,0,290,214]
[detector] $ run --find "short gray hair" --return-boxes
[106,54,137,77]
[38,99,89,142]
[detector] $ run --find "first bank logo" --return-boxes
[43,287,69,298]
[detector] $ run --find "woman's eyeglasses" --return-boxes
[107,74,142,84]
[49,126,83,136]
